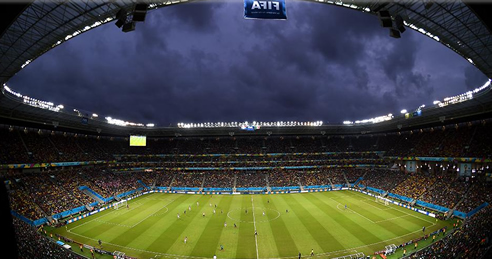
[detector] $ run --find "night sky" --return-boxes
[7,0,488,127]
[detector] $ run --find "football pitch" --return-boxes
[49,191,449,258]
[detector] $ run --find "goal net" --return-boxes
[113,251,126,259]
[385,244,397,255]
[375,196,389,206]
[113,200,127,210]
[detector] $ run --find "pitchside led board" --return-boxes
[129,135,147,147]
[244,0,287,20]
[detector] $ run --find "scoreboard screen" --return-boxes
[130,135,147,146]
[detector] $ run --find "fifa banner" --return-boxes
[244,0,287,20]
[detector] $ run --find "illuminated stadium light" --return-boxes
[21,59,32,69]
[3,84,21,98]
[433,79,490,108]
[177,120,324,128]
[404,21,440,42]
[354,113,393,124]
[146,123,155,127]
[105,117,145,127]
[473,79,491,93]
[400,109,407,114]
[3,84,63,112]
[52,18,114,52]
[343,121,354,125]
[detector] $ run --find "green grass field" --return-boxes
[47,190,451,258]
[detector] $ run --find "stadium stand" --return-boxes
[2,120,492,258]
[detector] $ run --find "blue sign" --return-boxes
[244,0,287,20]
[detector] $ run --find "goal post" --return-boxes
[385,244,397,255]
[113,199,127,210]
[113,251,126,258]
[375,196,389,206]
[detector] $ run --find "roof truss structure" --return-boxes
[0,0,491,86]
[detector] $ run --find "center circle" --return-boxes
[227,207,281,223]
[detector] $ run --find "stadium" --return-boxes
[1,1,492,259]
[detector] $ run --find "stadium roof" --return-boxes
[1,0,492,137]
[2,81,492,137]
[1,0,492,86]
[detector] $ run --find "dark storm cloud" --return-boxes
[6,1,484,126]
[230,2,408,120]
[378,33,432,98]
[165,1,223,32]
[464,65,488,90]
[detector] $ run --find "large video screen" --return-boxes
[129,135,147,147]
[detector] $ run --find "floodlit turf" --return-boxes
[48,190,451,258]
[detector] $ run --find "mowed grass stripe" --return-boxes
[107,194,191,249]
[329,192,423,237]
[161,195,224,256]
[151,194,210,255]
[72,197,163,244]
[255,196,281,258]
[235,195,256,259]
[258,194,298,258]
[345,191,438,233]
[127,194,206,256]
[190,195,233,257]
[330,191,388,222]
[92,195,174,258]
[65,194,176,251]
[286,193,346,253]
[315,191,440,255]
[271,195,326,257]
[55,191,449,259]
[307,192,385,248]
[347,192,428,230]
[349,191,435,223]
[215,195,243,258]
[336,191,408,218]
[145,195,211,254]
[324,192,429,242]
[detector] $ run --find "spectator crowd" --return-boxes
[1,119,492,258]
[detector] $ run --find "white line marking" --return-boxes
[251,196,259,259]
[360,199,392,211]
[353,192,436,224]
[131,202,172,228]
[69,195,173,232]
[64,191,440,259]
[330,198,375,223]
[373,214,411,223]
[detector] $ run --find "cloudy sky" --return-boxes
[7,0,488,127]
